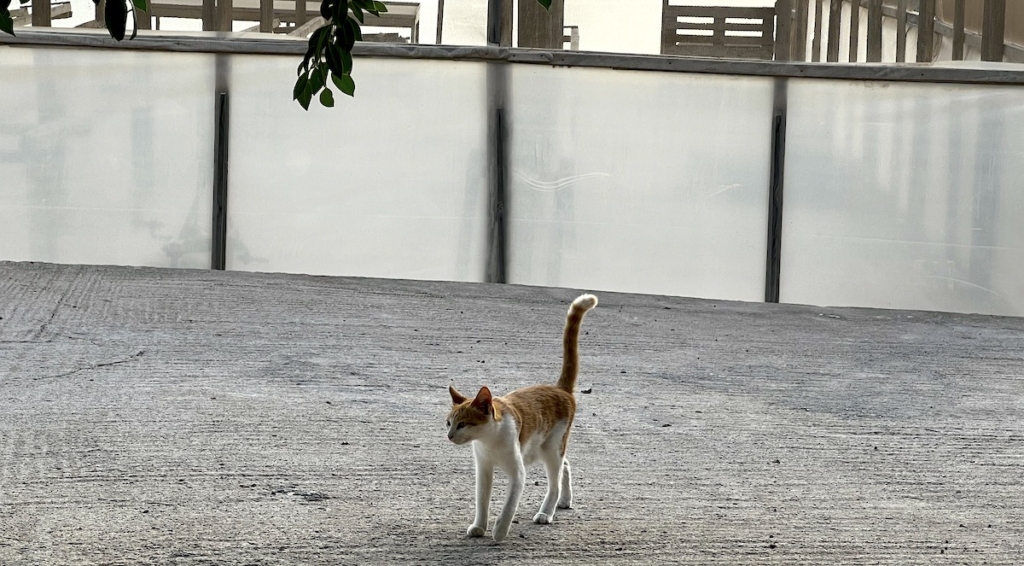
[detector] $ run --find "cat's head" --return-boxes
[446,385,493,444]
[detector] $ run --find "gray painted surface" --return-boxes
[1,261,1022,564]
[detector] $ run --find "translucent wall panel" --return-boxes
[508,66,773,301]
[783,80,1024,317]
[0,47,215,269]
[226,56,488,282]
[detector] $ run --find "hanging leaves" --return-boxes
[293,0,374,109]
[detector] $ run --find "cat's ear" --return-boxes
[472,386,492,414]
[449,385,467,405]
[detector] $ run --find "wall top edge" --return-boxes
[3,28,1024,85]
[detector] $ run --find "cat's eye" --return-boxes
[446,420,451,428]
[457,423,466,429]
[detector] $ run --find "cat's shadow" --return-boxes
[389,520,559,563]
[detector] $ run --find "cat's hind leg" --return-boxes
[557,458,573,509]
[533,447,564,524]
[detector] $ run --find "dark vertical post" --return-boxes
[486,0,511,47]
[981,0,1006,62]
[31,0,51,26]
[260,0,273,32]
[216,0,233,31]
[952,0,965,60]
[848,0,860,62]
[518,0,562,48]
[895,0,908,62]
[916,0,935,62]
[202,0,215,30]
[775,0,794,61]
[485,0,509,284]
[867,0,883,62]
[212,92,229,271]
[811,0,824,62]
[137,4,152,29]
[484,66,509,284]
[296,0,307,26]
[765,78,788,304]
[792,0,809,61]
[826,0,842,62]
[435,0,444,43]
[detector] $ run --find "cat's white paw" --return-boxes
[466,525,485,537]
[533,512,553,524]
[492,525,510,543]
[557,499,572,509]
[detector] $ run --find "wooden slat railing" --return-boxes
[661,3,777,59]
[787,0,1017,63]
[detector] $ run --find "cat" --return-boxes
[446,293,598,542]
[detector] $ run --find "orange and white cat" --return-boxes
[447,293,598,542]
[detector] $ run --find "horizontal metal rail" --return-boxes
[3,28,1024,85]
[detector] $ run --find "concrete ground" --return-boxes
[0,261,1022,565]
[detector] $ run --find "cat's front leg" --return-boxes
[468,458,494,537]
[491,462,525,542]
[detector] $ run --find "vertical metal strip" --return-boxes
[435,0,444,44]
[485,63,509,284]
[765,78,788,303]
[211,92,229,271]
[484,0,509,284]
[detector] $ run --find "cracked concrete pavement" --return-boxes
[1,261,1023,564]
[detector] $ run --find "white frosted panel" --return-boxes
[0,47,215,269]
[508,66,773,301]
[226,56,488,282]
[782,80,1024,316]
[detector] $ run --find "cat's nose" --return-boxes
[447,431,455,441]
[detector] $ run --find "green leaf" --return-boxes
[341,49,353,75]
[298,83,313,110]
[331,0,347,24]
[372,1,386,13]
[536,0,551,8]
[0,9,15,36]
[308,24,329,52]
[130,0,147,12]
[319,87,335,107]
[105,0,128,41]
[326,43,345,77]
[293,74,309,100]
[332,73,355,97]
[299,46,315,75]
[338,16,356,50]
[350,4,363,23]
[309,64,326,94]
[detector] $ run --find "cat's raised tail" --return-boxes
[556,293,598,394]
